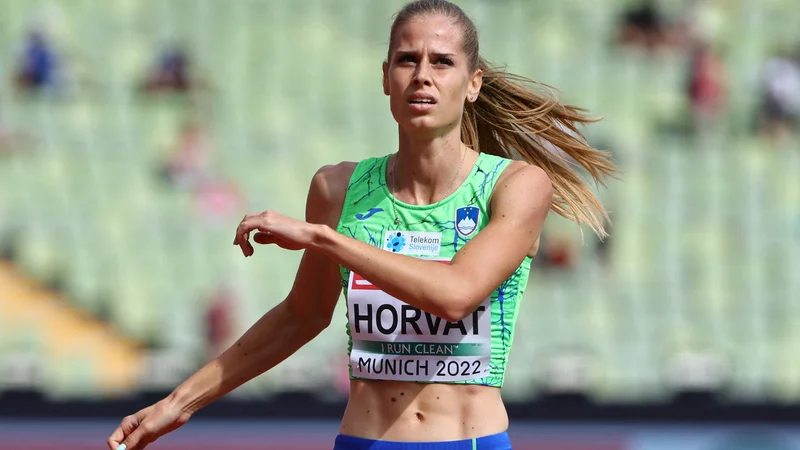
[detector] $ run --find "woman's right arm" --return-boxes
[171,250,344,414]
[108,162,354,450]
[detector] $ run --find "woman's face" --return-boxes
[384,15,482,138]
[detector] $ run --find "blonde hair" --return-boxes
[390,0,619,239]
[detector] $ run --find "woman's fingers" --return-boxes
[234,212,284,256]
[233,215,263,256]
[234,210,303,255]
[233,215,251,242]
[107,426,124,449]
[253,231,275,245]
[107,414,140,450]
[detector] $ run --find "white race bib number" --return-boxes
[347,260,492,382]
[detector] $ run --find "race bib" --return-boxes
[347,260,492,383]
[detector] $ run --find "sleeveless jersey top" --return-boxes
[335,152,532,387]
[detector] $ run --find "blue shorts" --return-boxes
[333,432,512,449]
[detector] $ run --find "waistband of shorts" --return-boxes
[333,431,511,450]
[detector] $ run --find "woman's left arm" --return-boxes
[236,162,552,322]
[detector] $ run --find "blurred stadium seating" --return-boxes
[0,0,799,411]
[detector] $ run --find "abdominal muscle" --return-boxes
[339,378,508,442]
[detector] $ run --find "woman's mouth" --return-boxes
[408,94,437,112]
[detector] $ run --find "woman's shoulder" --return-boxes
[476,152,550,188]
[307,155,390,225]
[487,158,552,207]
[310,154,390,194]
[313,160,359,182]
[309,161,358,206]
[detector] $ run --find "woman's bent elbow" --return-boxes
[439,294,484,323]
[439,310,468,323]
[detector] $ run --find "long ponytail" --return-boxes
[462,59,618,239]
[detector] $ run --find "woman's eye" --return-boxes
[398,55,416,63]
[437,58,454,66]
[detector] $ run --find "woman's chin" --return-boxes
[401,117,444,135]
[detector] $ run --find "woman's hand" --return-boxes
[107,397,192,450]
[233,210,324,256]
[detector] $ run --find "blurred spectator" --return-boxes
[0,124,10,154]
[13,30,60,94]
[204,283,238,362]
[157,119,245,226]
[616,1,699,55]
[159,120,214,190]
[191,178,247,227]
[757,48,800,145]
[686,40,727,133]
[140,46,205,94]
[617,2,663,53]
[0,127,36,155]
[0,117,11,154]
[539,232,579,272]
[0,113,36,155]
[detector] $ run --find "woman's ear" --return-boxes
[383,61,390,96]
[468,68,483,102]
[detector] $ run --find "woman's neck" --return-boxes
[392,126,476,205]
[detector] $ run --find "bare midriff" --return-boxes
[339,379,508,442]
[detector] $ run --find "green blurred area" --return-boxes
[0,0,799,403]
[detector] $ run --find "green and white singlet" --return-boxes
[335,152,532,387]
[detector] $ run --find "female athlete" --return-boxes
[107,0,617,449]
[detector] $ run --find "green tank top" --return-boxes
[336,152,532,387]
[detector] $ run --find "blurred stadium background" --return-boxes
[1,0,800,448]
